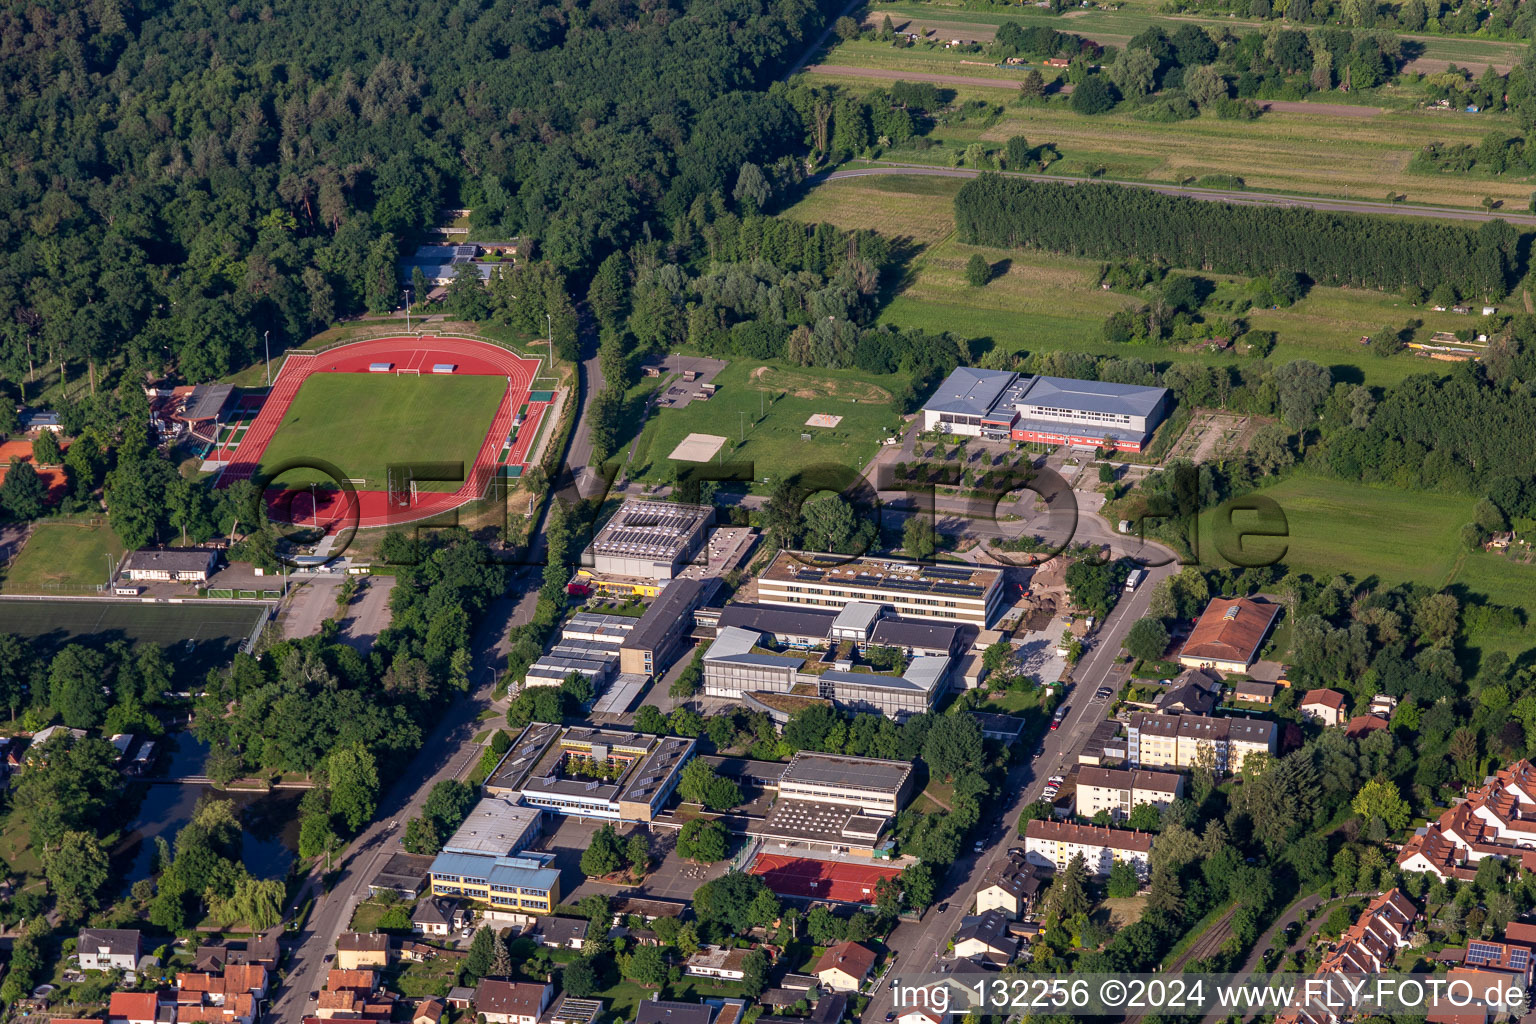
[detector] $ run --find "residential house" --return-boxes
[1177,597,1281,674]
[79,929,143,971]
[1155,668,1222,715]
[973,849,1043,920]
[316,990,368,1019]
[1075,767,1184,821]
[813,941,877,993]
[1126,712,1276,774]
[530,915,588,950]
[894,985,951,1024]
[1300,690,1347,728]
[1232,680,1277,705]
[412,898,455,936]
[195,946,231,973]
[1024,819,1153,878]
[414,999,446,1024]
[325,969,378,994]
[230,933,280,971]
[684,945,753,981]
[1346,715,1389,738]
[474,980,553,1024]
[634,1000,719,1024]
[1399,759,1536,880]
[108,992,161,1024]
[335,932,391,970]
[1275,890,1418,1024]
[952,909,1018,963]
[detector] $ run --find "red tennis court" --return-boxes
[749,853,903,905]
[215,335,550,529]
[0,440,68,505]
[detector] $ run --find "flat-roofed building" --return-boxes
[1024,819,1153,878]
[1127,713,1276,774]
[482,723,695,823]
[920,367,1170,452]
[710,605,839,648]
[779,751,913,816]
[523,640,619,689]
[1075,767,1185,820]
[560,613,637,646]
[702,624,952,720]
[619,577,721,677]
[427,852,561,912]
[756,552,1004,628]
[442,797,543,857]
[582,500,713,582]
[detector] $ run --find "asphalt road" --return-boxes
[566,340,607,500]
[861,556,1174,1023]
[268,572,538,1023]
[824,162,1536,226]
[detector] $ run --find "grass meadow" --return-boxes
[784,173,1482,387]
[1195,474,1534,658]
[1,518,126,594]
[257,372,508,492]
[622,361,906,488]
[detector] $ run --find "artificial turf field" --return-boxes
[255,372,508,493]
[0,599,266,677]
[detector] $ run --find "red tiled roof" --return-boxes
[1345,715,1388,737]
[1301,689,1345,711]
[1180,597,1279,665]
[109,993,160,1021]
[813,941,877,979]
[1025,818,1152,852]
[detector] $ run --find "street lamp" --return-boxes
[263,331,271,386]
[404,289,412,333]
[104,552,115,586]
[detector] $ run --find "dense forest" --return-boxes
[954,174,1520,296]
[0,0,835,386]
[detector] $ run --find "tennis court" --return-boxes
[748,852,903,904]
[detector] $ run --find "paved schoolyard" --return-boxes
[541,816,732,904]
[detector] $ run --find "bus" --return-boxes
[1124,568,1147,592]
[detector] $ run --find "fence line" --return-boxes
[241,605,273,655]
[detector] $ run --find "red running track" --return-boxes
[748,853,904,905]
[216,336,544,530]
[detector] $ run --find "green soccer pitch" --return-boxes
[255,372,508,492]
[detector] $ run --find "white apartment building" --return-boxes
[1023,819,1153,878]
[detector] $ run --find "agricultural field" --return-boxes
[1194,473,1533,657]
[0,598,266,677]
[256,372,508,492]
[848,2,1531,73]
[1,518,126,595]
[623,361,905,489]
[784,173,1489,386]
[807,0,1536,211]
[806,66,1536,209]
